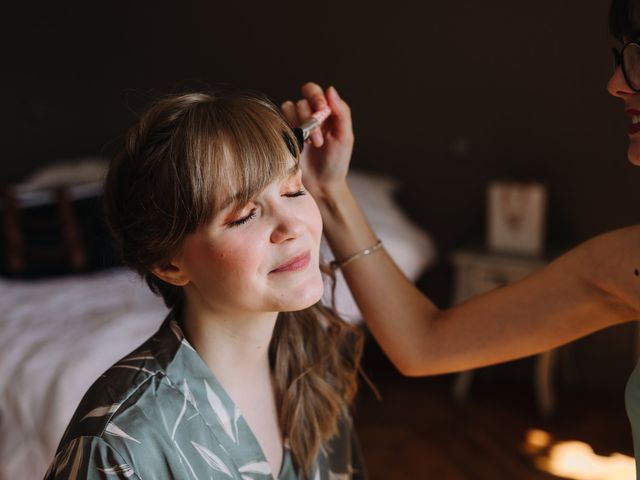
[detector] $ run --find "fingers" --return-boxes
[280,100,299,127]
[283,82,352,149]
[296,98,324,147]
[301,82,329,146]
[326,86,353,142]
[301,82,328,112]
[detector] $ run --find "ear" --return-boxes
[151,258,191,287]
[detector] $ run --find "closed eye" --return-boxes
[284,190,306,198]
[228,208,257,227]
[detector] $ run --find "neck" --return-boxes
[180,293,279,392]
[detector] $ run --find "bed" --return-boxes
[0,168,436,480]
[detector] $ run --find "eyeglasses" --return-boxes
[612,41,640,92]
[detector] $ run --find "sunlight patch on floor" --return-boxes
[524,429,635,480]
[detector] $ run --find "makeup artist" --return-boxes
[282,0,640,474]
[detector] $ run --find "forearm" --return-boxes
[315,180,442,374]
[317,183,639,377]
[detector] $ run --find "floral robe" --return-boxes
[44,312,366,479]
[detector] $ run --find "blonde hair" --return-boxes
[104,91,363,476]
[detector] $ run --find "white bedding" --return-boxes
[0,170,436,480]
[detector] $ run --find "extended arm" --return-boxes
[284,83,640,376]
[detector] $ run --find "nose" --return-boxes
[608,66,635,98]
[270,209,305,244]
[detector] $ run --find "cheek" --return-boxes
[184,234,265,285]
[303,196,323,242]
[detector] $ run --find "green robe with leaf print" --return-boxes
[44,312,366,480]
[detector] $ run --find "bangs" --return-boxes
[174,93,300,228]
[610,0,640,40]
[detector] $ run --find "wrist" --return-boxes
[313,179,351,216]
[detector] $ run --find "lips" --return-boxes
[270,251,311,273]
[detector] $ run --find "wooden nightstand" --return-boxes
[450,246,559,415]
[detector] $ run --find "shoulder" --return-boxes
[48,344,189,478]
[54,325,188,455]
[44,435,141,480]
[581,225,640,253]
[574,225,640,318]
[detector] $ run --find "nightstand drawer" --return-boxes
[458,263,533,299]
[451,250,547,303]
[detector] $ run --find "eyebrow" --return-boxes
[219,164,300,212]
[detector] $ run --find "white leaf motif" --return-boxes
[175,442,199,480]
[105,422,141,444]
[233,405,241,442]
[112,364,156,375]
[69,437,84,480]
[183,379,197,407]
[170,320,183,340]
[53,438,76,475]
[191,441,232,477]
[97,464,135,478]
[172,380,189,440]
[81,403,121,421]
[238,461,271,474]
[120,355,155,362]
[204,381,237,443]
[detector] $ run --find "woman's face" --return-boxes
[607,0,640,166]
[178,163,324,316]
[608,33,640,165]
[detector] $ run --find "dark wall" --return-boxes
[4,1,639,248]
[4,1,640,389]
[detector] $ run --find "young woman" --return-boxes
[282,0,640,474]
[45,92,365,479]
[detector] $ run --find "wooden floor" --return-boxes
[353,344,634,480]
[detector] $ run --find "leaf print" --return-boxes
[105,422,141,444]
[112,364,156,375]
[54,437,78,476]
[183,378,197,407]
[172,381,189,440]
[238,461,271,474]
[170,320,183,340]
[233,405,241,442]
[81,403,121,421]
[191,441,233,477]
[120,354,155,362]
[174,442,200,480]
[69,437,84,480]
[97,464,135,478]
[204,380,237,443]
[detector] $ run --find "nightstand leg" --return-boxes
[453,370,474,403]
[535,350,557,416]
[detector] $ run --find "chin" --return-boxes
[628,137,640,166]
[280,274,325,312]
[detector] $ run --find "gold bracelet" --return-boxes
[330,240,383,271]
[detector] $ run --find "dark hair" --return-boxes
[104,92,363,477]
[610,0,640,41]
